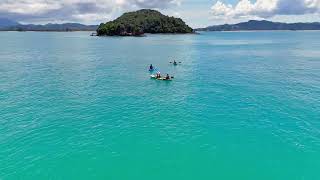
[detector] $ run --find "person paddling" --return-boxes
[149,64,154,71]
[165,74,170,80]
[173,60,177,65]
[156,72,161,79]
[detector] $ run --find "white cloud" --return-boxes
[0,1,62,15]
[211,0,320,19]
[0,0,180,23]
[123,0,181,8]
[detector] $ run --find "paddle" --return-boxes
[149,67,158,71]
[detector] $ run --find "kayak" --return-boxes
[157,78,172,81]
[150,75,172,81]
[170,62,181,65]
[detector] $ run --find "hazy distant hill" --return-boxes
[197,20,320,31]
[0,21,98,31]
[0,18,20,28]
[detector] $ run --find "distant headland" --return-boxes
[2,17,320,33]
[96,9,193,36]
[0,18,98,32]
[197,20,320,31]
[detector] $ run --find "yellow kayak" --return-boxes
[150,75,172,81]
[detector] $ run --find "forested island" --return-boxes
[97,9,193,36]
[197,20,320,31]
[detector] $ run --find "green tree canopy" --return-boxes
[97,9,193,36]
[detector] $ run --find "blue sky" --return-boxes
[0,0,320,27]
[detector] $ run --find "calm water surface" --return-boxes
[0,31,320,179]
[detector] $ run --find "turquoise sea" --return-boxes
[0,31,320,179]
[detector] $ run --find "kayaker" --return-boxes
[173,60,177,65]
[165,74,170,80]
[156,72,161,78]
[149,64,154,70]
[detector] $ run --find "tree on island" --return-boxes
[97,9,193,36]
